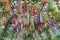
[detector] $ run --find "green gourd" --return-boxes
[48,0,55,11]
[23,13,29,26]
[48,0,58,16]
[48,0,58,12]
[30,23,35,31]
[23,17,27,26]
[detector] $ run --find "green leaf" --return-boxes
[36,0,38,3]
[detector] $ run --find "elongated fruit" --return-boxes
[32,7,36,15]
[1,0,8,4]
[24,3,28,11]
[12,16,16,24]
[41,0,48,4]
[3,17,7,24]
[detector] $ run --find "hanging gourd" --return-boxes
[30,16,35,31]
[48,0,58,12]
[17,1,22,14]
[4,1,10,14]
[30,23,35,31]
[17,15,21,24]
[48,0,55,11]
[32,6,37,15]
[48,0,58,16]
[23,15,29,26]
[3,16,7,24]
[41,0,48,4]
[24,3,28,11]
[1,0,8,4]
[12,16,16,24]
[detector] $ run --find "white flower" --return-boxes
[1,25,5,29]
[14,1,17,4]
